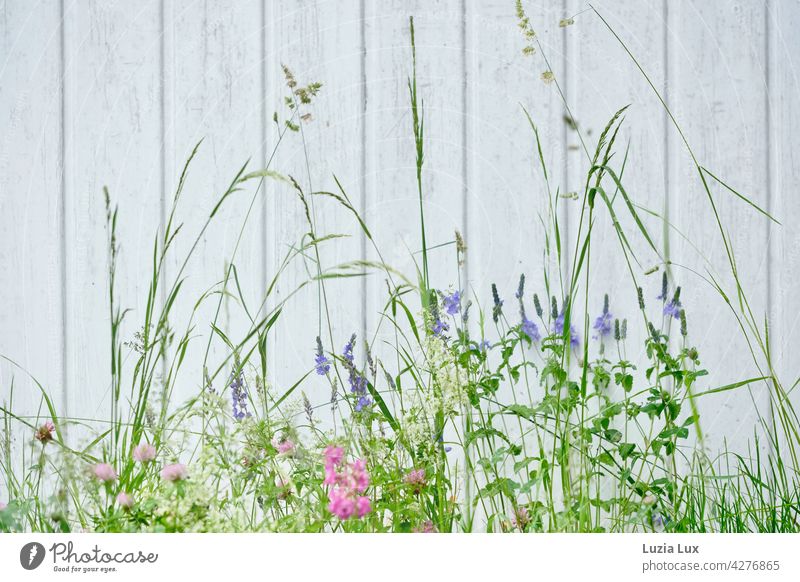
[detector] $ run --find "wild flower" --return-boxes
[133,442,156,463]
[491,283,503,323]
[442,290,461,315]
[273,435,296,457]
[431,317,449,337]
[413,520,437,533]
[314,336,330,375]
[515,274,526,300]
[92,463,118,483]
[342,334,372,411]
[657,272,668,302]
[553,305,580,348]
[229,367,251,420]
[593,294,613,339]
[323,446,371,521]
[0,501,7,511]
[664,287,682,320]
[428,293,449,338]
[479,339,492,351]
[521,317,541,342]
[116,493,134,509]
[161,463,189,483]
[680,309,688,337]
[404,468,427,493]
[512,506,530,530]
[35,420,55,444]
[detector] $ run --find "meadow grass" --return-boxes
[0,9,798,533]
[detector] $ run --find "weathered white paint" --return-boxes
[0,1,797,463]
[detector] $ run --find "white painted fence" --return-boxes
[1,0,798,457]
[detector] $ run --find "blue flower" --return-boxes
[553,310,580,349]
[663,300,681,320]
[593,294,613,339]
[314,336,330,375]
[442,291,461,315]
[229,367,251,420]
[479,339,491,351]
[355,395,372,412]
[342,333,372,411]
[521,317,540,342]
[432,317,449,337]
[343,333,356,365]
[663,286,682,320]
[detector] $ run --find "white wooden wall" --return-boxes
[1,0,799,457]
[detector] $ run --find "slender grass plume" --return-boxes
[0,6,798,534]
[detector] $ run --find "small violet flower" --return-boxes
[442,291,461,315]
[314,336,330,375]
[431,317,449,337]
[553,309,580,349]
[663,286,682,320]
[593,294,613,340]
[132,442,156,463]
[161,463,189,482]
[92,463,117,483]
[229,367,251,421]
[342,334,372,412]
[521,317,540,342]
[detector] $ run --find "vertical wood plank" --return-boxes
[668,0,771,454]
[466,0,566,338]
[564,0,667,355]
[265,0,365,416]
[163,0,265,403]
[0,0,65,489]
[363,1,466,347]
[63,0,163,434]
[767,0,800,452]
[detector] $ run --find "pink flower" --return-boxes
[512,506,530,530]
[0,501,7,511]
[116,492,134,509]
[413,520,438,533]
[324,445,344,467]
[351,459,369,492]
[133,442,156,463]
[404,468,427,493]
[356,496,371,518]
[35,420,55,444]
[160,463,188,482]
[273,437,296,456]
[322,445,372,521]
[92,463,117,483]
